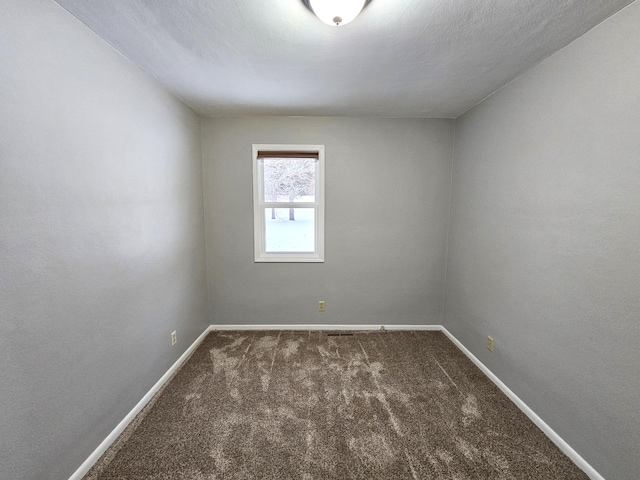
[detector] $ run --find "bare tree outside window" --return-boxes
[253,144,324,262]
[263,158,315,220]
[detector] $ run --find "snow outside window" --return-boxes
[252,144,325,262]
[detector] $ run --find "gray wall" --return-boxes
[201,117,453,326]
[0,1,208,479]
[444,3,640,479]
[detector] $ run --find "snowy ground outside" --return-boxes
[264,208,315,252]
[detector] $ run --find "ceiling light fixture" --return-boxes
[303,0,371,27]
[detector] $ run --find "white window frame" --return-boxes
[252,144,325,263]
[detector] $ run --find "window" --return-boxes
[252,144,325,262]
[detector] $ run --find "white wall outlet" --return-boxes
[487,336,494,352]
[318,301,325,312]
[171,331,177,346]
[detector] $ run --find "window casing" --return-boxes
[252,144,325,262]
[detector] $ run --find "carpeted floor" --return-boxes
[85,330,589,479]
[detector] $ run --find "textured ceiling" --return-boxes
[53,0,635,118]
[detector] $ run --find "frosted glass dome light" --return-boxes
[308,0,367,26]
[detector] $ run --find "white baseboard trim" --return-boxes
[440,327,604,480]
[68,325,213,480]
[211,324,442,331]
[70,323,603,480]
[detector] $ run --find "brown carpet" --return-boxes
[85,330,589,479]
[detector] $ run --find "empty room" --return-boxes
[1,0,638,479]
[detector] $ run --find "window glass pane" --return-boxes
[263,158,316,203]
[264,208,315,252]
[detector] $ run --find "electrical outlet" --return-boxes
[171,331,177,346]
[318,301,325,312]
[487,336,494,352]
